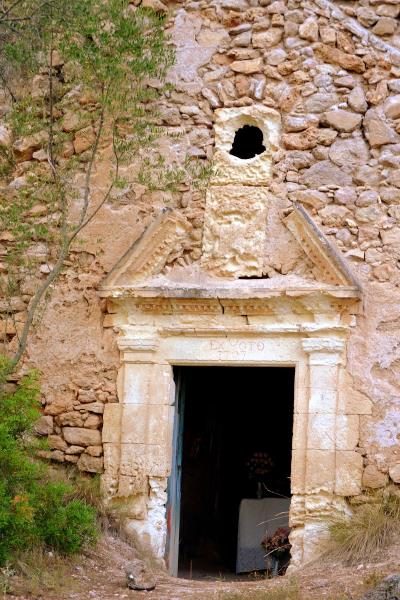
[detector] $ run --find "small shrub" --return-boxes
[329,488,400,564]
[36,484,98,554]
[0,360,98,564]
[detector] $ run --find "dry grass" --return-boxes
[217,578,301,600]
[2,546,81,598]
[328,487,400,564]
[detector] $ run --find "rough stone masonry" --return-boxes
[2,0,400,569]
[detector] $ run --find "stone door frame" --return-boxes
[102,302,363,571]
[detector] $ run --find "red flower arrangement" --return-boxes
[262,527,291,558]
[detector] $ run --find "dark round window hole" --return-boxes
[229,125,266,160]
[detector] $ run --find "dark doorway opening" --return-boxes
[229,125,266,159]
[172,366,294,579]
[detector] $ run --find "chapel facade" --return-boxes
[25,0,400,575]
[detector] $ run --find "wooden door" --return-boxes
[166,369,185,576]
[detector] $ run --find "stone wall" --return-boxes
[1,0,400,491]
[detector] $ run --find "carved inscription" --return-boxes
[209,338,265,360]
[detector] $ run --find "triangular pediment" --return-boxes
[102,208,191,289]
[283,203,360,288]
[100,204,360,297]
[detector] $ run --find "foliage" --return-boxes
[0,0,211,370]
[328,488,400,564]
[0,359,98,564]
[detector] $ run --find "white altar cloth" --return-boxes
[236,498,290,574]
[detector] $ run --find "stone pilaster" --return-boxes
[102,327,172,561]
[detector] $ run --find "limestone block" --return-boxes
[120,443,170,478]
[307,414,335,450]
[202,185,269,277]
[287,526,304,569]
[314,43,365,73]
[308,387,337,415]
[103,443,120,477]
[289,495,305,527]
[77,453,104,473]
[305,450,335,493]
[117,473,148,497]
[335,451,363,496]
[211,105,280,186]
[123,364,173,405]
[230,58,263,74]
[323,110,362,133]
[34,415,54,436]
[337,375,372,415]
[389,463,400,483]
[62,427,101,447]
[362,464,388,489]
[302,521,331,564]
[291,449,306,494]
[103,404,171,446]
[335,415,359,450]
[292,413,308,449]
[103,404,121,443]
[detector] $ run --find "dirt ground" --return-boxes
[6,534,400,600]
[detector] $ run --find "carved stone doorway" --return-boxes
[172,366,294,579]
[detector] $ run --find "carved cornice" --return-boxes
[113,292,359,316]
[284,204,361,289]
[101,209,191,289]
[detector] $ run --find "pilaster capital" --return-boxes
[302,337,346,366]
[301,338,346,354]
[117,327,159,356]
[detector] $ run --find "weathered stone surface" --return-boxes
[303,92,338,114]
[362,464,388,489]
[86,445,103,457]
[73,126,95,154]
[126,559,156,591]
[230,58,263,74]
[77,453,104,473]
[252,29,282,48]
[85,414,102,429]
[348,86,368,114]
[299,18,318,42]
[381,228,400,247]
[74,401,104,413]
[359,575,400,600]
[384,95,400,120]
[58,411,84,427]
[202,185,269,277]
[389,463,400,483]
[282,127,337,150]
[34,415,54,436]
[62,427,101,447]
[329,137,370,170]
[300,160,352,187]
[13,131,48,162]
[48,435,68,452]
[364,109,400,147]
[0,123,11,148]
[315,44,365,73]
[323,110,362,132]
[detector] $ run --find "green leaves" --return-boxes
[0,364,98,563]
